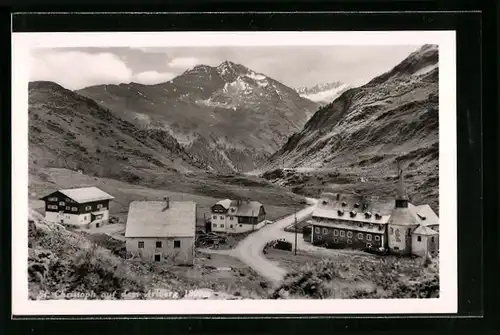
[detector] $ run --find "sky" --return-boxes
[29,45,422,90]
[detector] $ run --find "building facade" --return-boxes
[311,162,439,257]
[125,198,196,265]
[210,199,266,233]
[40,187,114,227]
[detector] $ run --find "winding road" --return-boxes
[201,198,318,284]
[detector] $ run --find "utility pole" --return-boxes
[252,210,255,232]
[294,206,298,256]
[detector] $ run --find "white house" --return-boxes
[125,198,196,265]
[40,187,114,228]
[210,199,266,233]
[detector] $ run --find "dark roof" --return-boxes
[215,199,264,217]
[41,187,114,203]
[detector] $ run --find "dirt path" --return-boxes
[201,198,318,284]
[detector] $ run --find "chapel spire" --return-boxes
[395,158,409,208]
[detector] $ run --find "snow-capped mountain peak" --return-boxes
[296,81,351,105]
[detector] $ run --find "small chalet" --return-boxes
[310,162,439,258]
[210,199,266,233]
[125,197,196,265]
[40,187,114,228]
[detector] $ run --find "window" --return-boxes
[431,237,435,242]
[394,247,400,251]
[85,206,92,211]
[390,227,394,235]
[333,238,339,243]
[97,204,103,209]
[315,227,320,234]
[213,223,217,227]
[340,231,345,237]
[138,241,144,248]
[366,243,372,248]
[48,205,58,210]
[230,225,233,228]
[333,229,339,236]
[59,201,65,206]
[322,228,328,235]
[366,234,372,241]
[174,240,181,248]
[65,206,70,210]
[220,216,224,219]
[417,236,422,242]
[347,239,352,244]
[358,233,364,239]
[156,241,162,248]
[213,215,217,219]
[48,197,57,201]
[154,254,161,262]
[229,216,234,220]
[220,224,224,228]
[347,231,353,238]
[71,207,77,211]
[375,235,380,241]
[239,224,242,227]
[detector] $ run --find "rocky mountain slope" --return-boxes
[77,61,318,173]
[264,45,439,210]
[29,81,206,180]
[296,82,351,106]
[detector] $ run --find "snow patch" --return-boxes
[245,72,266,81]
[299,84,351,104]
[413,63,438,77]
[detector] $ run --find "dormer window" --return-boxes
[342,202,347,207]
[322,200,328,205]
[350,211,357,218]
[364,212,372,218]
[375,213,382,220]
[354,203,360,208]
[337,210,344,216]
[378,225,383,231]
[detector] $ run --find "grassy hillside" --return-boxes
[267,249,439,299]
[28,81,205,178]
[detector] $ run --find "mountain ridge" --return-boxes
[262,44,439,210]
[76,60,319,173]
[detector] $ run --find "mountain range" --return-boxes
[75,61,318,173]
[28,45,439,210]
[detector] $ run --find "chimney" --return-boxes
[395,159,409,208]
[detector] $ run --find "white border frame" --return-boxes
[12,30,457,316]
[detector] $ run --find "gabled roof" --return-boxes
[41,187,114,203]
[216,199,232,209]
[125,201,196,238]
[408,203,439,226]
[413,225,438,235]
[215,199,264,217]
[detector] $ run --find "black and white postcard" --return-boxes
[12,30,457,315]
